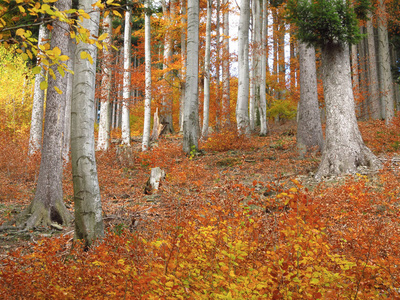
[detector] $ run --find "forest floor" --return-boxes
[1,118,400,298]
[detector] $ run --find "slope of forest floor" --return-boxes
[1,118,400,299]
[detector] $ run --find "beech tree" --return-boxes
[71,0,104,246]
[236,0,250,134]
[142,0,151,151]
[288,0,382,178]
[11,0,72,229]
[183,0,199,154]
[221,0,230,127]
[28,24,49,156]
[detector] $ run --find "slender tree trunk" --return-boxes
[297,42,323,157]
[236,0,250,134]
[121,5,132,145]
[28,24,49,155]
[183,0,199,154]
[350,43,360,116]
[63,39,75,163]
[316,42,381,178]
[366,15,381,119]
[215,0,221,130]
[179,0,187,132]
[97,12,113,151]
[221,0,230,127]
[377,0,395,125]
[202,0,212,139]
[358,30,368,119]
[161,0,176,133]
[142,0,152,151]
[11,0,72,230]
[259,0,268,135]
[71,0,104,247]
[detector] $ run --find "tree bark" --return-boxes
[12,0,72,230]
[97,12,113,151]
[28,24,49,155]
[179,0,187,132]
[71,0,104,247]
[202,0,212,139]
[236,0,250,134]
[377,0,395,125]
[142,0,152,151]
[259,0,268,135]
[215,0,221,130]
[121,5,132,145]
[221,0,230,127]
[297,42,323,157]
[316,42,381,178]
[183,0,199,154]
[63,39,74,164]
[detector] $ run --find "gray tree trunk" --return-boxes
[366,16,381,119]
[179,0,187,132]
[296,42,323,158]
[97,13,113,151]
[201,0,212,139]
[142,0,152,151]
[28,24,49,155]
[14,0,72,230]
[377,0,395,125]
[316,43,381,179]
[236,0,250,134]
[121,6,132,145]
[160,0,176,133]
[259,0,268,135]
[71,0,104,247]
[221,0,230,127]
[215,0,221,130]
[183,0,199,154]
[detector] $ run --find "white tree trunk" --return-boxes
[249,4,256,131]
[142,0,152,151]
[71,0,104,247]
[236,0,250,134]
[201,0,212,139]
[28,24,49,155]
[297,42,323,157]
[366,15,381,120]
[316,43,381,178]
[221,0,230,127]
[179,0,187,132]
[183,0,199,154]
[121,6,132,145]
[377,0,395,125]
[259,0,268,135]
[97,12,113,151]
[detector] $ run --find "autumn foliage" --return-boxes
[0,115,400,298]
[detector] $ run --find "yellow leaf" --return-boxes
[27,49,32,60]
[165,281,174,287]
[53,46,61,56]
[70,31,76,39]
[49,68,56,80]
[21,53,28,60]
[113,10,122,18]
[57,65,65,77]
[16,28,25,37]
[98,32,108,41]
[40,81,48,90]
[80,51,88,59]
[41,4,50,11]
[87,53,93,64]
[80,11,90,19]
[18,6,25,13]
[32,66,41,74]
[54,86,63,94]
[104,10,110,18]
[59,55,69,61]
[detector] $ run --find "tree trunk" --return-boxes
[201,0,212,139]
[221,0,230,127]
[316,42,381,178]
[366,15,381,120]
[215,0,221,130]
[183,0,199,154]
[259,0,268,135]
[377,0,395,125]
[236,0,250,134]
[97,12,113,151]
[121,5,132,145]
[297,42,323,157]
[28,24,49,155]
[179,0,187,132]
[142,0,152,151]
[12,0,72,230]
[71,0,104,247]
[160,0,176,134]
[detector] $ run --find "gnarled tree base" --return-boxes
[1,198,72,231]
